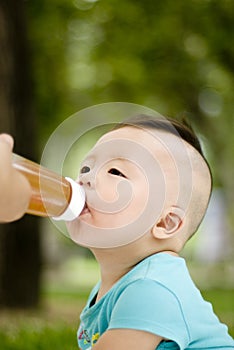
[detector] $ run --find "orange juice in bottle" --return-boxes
[12,154,85,221]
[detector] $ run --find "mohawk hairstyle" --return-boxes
[115,114,204,157]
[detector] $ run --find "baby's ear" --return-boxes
[151,207,185,239]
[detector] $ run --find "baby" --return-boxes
[66,115,234,349]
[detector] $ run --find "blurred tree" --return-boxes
[0,0,41,307]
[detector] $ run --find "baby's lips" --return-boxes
[80,201,91,216]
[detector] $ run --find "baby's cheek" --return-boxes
[97,178,121,203]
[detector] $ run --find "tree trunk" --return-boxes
[0,0,41,308]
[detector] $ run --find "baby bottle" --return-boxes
[12,153,85,221]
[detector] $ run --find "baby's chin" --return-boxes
[66,217,148,249]
[66,218,108,247]
[66,217,118,241]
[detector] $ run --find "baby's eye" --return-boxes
[108,168,126,178]
[80,165,90,174]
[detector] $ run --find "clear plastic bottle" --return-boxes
[12,153,85,221]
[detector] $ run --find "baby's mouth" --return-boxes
[80,202,91,216]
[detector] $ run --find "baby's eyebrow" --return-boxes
[82,150,134,169]
[108,157,135,166]
[112,157,129,162]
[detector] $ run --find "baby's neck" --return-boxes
[92,247,138,290]
[91,244,144,300]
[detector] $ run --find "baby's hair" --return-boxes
[116,114,203,154]
[115,114,212,185]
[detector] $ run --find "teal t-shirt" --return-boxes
[77,253,234,349]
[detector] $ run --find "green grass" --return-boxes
[0,326,77,350]
[0,289,233,349]
[0,290,88,350]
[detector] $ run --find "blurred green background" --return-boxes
[0,0,234,348]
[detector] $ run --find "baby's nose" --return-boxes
[79,178,92,187]
[79,170,94,188]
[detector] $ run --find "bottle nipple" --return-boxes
[53,177,86,221]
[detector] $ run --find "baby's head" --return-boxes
[68,114,212,252]
[115,115,212,247]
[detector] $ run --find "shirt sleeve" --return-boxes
[108,278,190,349]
